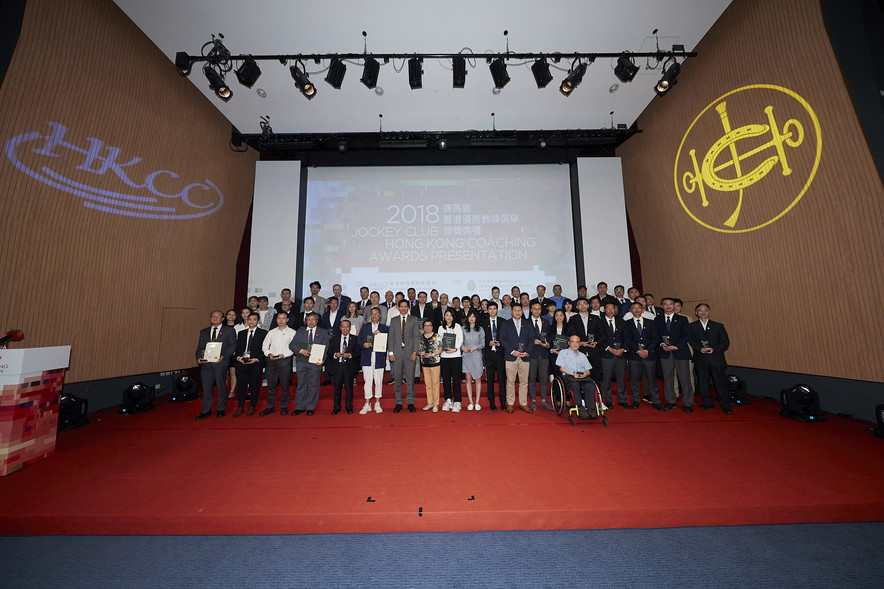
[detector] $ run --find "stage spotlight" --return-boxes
[408,58,423,89]
[873,404,884,438]
[235,57,262,88]
[58,393,89,432]
[361,56,380,89]
[325,57,347,89]
[726,374,751,406]
[779,384,827,423]
[337,140,348,152]
[560,62,587,96]
[175,52,194,76]
[614,53,639,82]
[489,57,510,89]
[452,56,466,88]
[120,383,156,415]
[531,57,553,88]
[203,65,232,101]
[655,60,681,96]
[438,138,448,150]
[290,62,316,99]
[170,373,198,403]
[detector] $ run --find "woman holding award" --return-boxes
[419,319,442,412]
[437,309,464,412]
[461,311,485,411]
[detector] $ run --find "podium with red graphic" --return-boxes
[0,346,71,476]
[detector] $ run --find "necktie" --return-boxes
[636,320,642,334]
[341,336,347,361]
[515,321,521,337]
[666,315,672,330]
[212,327,217,341]
[308,329,314,345]
[246,329,253,352]
[609,319,614,333]
[402,317,407,347]
[534,319,540,335]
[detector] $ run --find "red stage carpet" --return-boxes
[1,385,883,535]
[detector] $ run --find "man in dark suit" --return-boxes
[288,312,328,415]
[387,299,420,413]
[656,297,695,412]
[526,302,551,411]
[411,291,433,323]
[273,288,295,314]
[499,304,535,414]
[330,284,351,314]
[689,303,733,413]
[567,297,608,384]
[356,286,371,311]
[643,293,664,319]
[194,310,238,420]
[432,293,451,330]
[327,318,360,414]
[277,299,299,330]
[482,301,506,411]
[321,296,344,338]
[623,302,664,411]
[529,284,548,312]
[595,282,618,310]
[600,302,628,408]
[232,312,267,417]
[295,296,316,330]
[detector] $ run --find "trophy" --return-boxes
[540,333,547,344]
[243,349,251,361]
[662,335,670,346]
[587,334,595,344]
[701,339,710,350]
[638,342,646,350]
[518,342,525,353]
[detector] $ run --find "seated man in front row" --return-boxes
[555,335,598,420]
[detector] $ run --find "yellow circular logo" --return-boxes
[674,84,822,233]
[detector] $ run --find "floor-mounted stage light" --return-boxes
[779,384,827,422]
[120,383,156,415]
[325,57,347,89]
[452,56,466,88]
[873,404,884,438]
[170,373,199,403]
[58,393,89,432]
[559,61,588,96]
[290,61,316,99]
[531,57,553,88]
[614,52,639,83]
[655,59,680,96]
[727,374,751,406]
[204,65,232,101]
[408,57,423,89]
[489,57,510,89]
[361,56,379,89]
[235,56,262,88]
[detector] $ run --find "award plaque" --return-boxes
[442,332,456,351]
[364,332,374,346]
[372,333,388,353]
[308,343,326,364]
[203,342,222,362]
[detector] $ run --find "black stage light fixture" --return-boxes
[614,52,639,82]
[290,62,316,99]
[452,56,467,88]
[408,58,423,89]
[559,62,588,96]
[120,383,156,415]
[170,373,199,403]
[175,52,194,76]
[655,60,681,96]
[489,57,510,89]
[873,404,884,438]
[203,65,232,101]
[727,374,751,406]
[779,384,827,423]
[361,56,380,89]
[325,57,347,89]
[58,393,89,432]
[531,57,553,88]
[235,57,262,88]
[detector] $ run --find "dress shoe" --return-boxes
[193,412,211,421]
[506,405,514,413]
[407,404,416,413]
[346,407,353,414]
[216,410,225,418]
[618,402,631,409]
[723,408,734,414]
[332,409,341,415]
[664,403,677,410]
[643,395,652,403]
[630,402,640,409]
[393,404,403,413]
[232,407,244,418]
[323,378,332,386]
[306,410,314,416]
[684,406,693,414]
[540,400,554,411]
[292,409,305,416]
[653,404,665,412]
[519,404,534,414]
[259,408,275,417]
[701,404,714,410]
[489,405,498,412]
[386,378,394,385]
[247,407,256,416]
[280,409,289,416]
[530,401,538,411]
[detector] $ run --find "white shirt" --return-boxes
[262,326,296,357]
[437,323,464,358]
[623,310,655,321]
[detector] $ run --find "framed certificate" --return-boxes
[308,343,326,364]
[203,342,222,362]
[372,333,388,353]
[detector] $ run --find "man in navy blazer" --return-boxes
[567,297,608,384]
[320,296,344,338]
[499,304,535,413]
[623,302,664,411]
[689,303,733,413]
[655,297,695,412]
[600,302,628,408]
[232,312,267,417]
[327,319,361,414]
[288,313,329,415]
[194,310,238,420]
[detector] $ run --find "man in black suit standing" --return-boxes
[328,319,360,414]
[274,288,295,314]
[482,301,506,412]
[289,312,329,416]
[411,291,433,324]
[499,304,535,414]
[321,296,344,338]
[526,302,551,411]
[656,297,695,413]
[623,302,664,411]
[388,299,420,413]
[232,312,267,417]
[689,303,733,413]
[356,286,371,311]
[529,284,548,312]
[600,302,628,409]
[567,297,607,384]
[194,310,238,420]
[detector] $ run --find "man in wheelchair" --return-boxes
[555,334,598,420]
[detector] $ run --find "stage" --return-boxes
[2,384,883,536]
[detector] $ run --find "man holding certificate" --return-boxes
[358,307,389,414]
[194,310,238,420]
[289,312,328,416]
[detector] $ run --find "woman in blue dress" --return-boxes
[461,310,486,411]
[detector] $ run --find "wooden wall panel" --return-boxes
[0,0,259,382]
[617,0,884,381]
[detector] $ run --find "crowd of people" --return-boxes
[193,281,733,421]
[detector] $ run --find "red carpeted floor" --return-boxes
[1,382,883,535]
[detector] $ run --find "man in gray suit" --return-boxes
[194,310,238,420]
[387,299,421,413]
[289,312,328,415]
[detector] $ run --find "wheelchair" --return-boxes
[550,374,608,427]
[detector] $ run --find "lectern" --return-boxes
[0,346,71,475]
